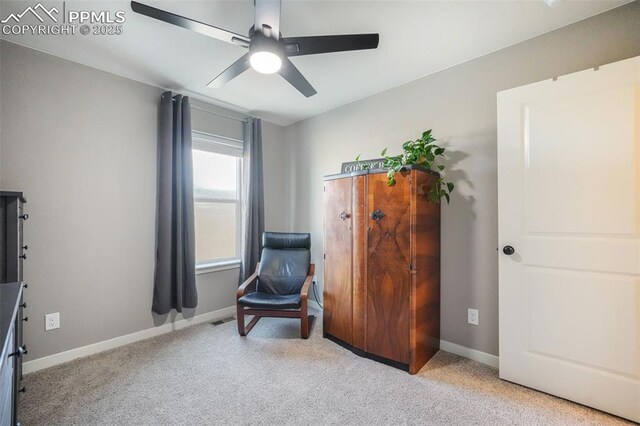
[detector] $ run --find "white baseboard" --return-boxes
[440,339,499,368]
[24,307,499,374]
[23,306,236,374]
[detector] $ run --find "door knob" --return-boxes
[503,245,515,255]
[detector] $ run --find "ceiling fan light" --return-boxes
[250,51,282,74]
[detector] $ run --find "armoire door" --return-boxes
[498,56,640,422]
[323,177,354,344]
[366,172,411,364]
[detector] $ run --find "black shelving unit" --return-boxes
[0,191,28,426]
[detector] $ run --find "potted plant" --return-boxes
[380,129,454,203]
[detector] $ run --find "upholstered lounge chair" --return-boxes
[236,232,315,338]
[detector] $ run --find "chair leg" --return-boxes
[301,305,309,339]
[237,305,246,336]
[245,315,261,335]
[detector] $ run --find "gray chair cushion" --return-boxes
[237,292,301,310]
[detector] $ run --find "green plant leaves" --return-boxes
[386,169,396,185]
[380,130,455,204]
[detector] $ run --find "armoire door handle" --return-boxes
[370,210,385,221]
[339,211,350,221]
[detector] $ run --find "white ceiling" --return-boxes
[0,0,629,125]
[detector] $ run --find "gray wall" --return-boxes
[262,120,290,232]
[0,41,289,360]
[283,2,640,356]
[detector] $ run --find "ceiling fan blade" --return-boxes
[254,0,281,39]
[207,54,252,88]
[282,34,379,57]
[278,58,317,98]
[131,1,250,47]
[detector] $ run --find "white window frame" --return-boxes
[192,130,243,273]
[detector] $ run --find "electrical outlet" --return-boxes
[45,312,60,331]
[467,308,479,326]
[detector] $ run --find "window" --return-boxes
[192,131,242,268]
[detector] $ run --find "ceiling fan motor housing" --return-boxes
[250,32,283,56]
[248,24,282,40]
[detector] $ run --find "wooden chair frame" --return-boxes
[236,263,315,339]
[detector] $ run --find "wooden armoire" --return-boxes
[323,166,440,374]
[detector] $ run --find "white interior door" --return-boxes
[498,56,640,422]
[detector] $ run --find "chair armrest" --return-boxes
[300,264,315,305]
[236,263,260,300]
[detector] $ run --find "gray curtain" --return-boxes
[239,117,265,283]
[152,92,198,314]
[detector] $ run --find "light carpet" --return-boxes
[20,313,632,425]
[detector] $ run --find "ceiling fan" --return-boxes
[130,0,379,97]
